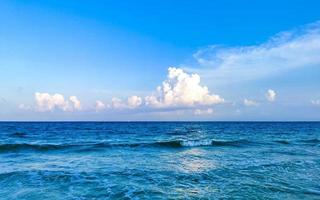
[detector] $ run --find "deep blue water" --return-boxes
[0,122,319,199]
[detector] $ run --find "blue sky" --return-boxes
[1,0,320,121]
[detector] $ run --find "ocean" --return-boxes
[0,122,319,199]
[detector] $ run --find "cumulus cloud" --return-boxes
[191,21,320,84]
[194,108,213,115]
[266,89,276,102]
[103,68,222,113]
[127,96,142,108]
[35,92,81,112]
[111,96,143,109]
[311,99,320,106]
[111,97,124,109]
[105,67,222,112]
[145,67,224,108]
[95,100,107,111]
[243,99,259,106]
[70,96,81,110]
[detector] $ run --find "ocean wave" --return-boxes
[273,138,320,145]
[0,143,78,152]
[299,138,320,144]
[274,140,291,145]
[0,139,253,152]
[178,139,251,147]
[11,132,28,138]
[95,139,251,148]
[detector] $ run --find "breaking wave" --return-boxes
[0,139,254,153]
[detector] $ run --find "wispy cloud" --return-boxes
[190,21,320,85]
[18,104,31,110]
[0,97,7,104]
[194,108,213,115]
[311,99,320,106]
[243,99,259,106]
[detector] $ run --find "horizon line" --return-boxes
[0,120,319,123]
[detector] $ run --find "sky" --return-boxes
[0,0,320,121]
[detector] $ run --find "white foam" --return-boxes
[180,140,212,147]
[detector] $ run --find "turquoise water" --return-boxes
[0,122,319,199]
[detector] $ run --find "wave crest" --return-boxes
[0,139,252,153]
[180,139,213,147]
[147,139,250,148]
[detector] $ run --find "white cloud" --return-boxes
[95,100,107,111]
[194,108,213,115]
[311,99,320,106]
[266,89,276,102]
[35,92,67,112]
[111,97,124,109]
[243,99,259,106]
[111,96,142,109]
[34,92,81,112]
[191,21,320,84]
[127,95,142,108]
[145,67,224,108]
[69,96,81,110]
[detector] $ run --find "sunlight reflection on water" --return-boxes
[177,148,218,173]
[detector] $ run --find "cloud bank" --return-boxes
[35,92,81,112]
[127,96,143,108]
[88,67,224,114]
[95,100,107,111]
[110,96,142,109]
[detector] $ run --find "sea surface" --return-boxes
[0,122,319,200]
